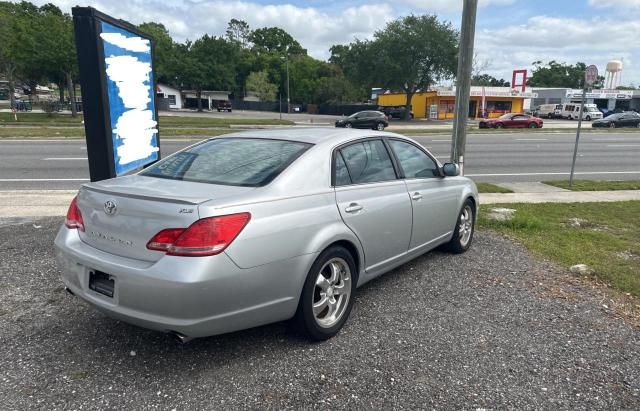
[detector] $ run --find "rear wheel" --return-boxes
[528,122,537,128]
[495,123,503,129]
[586,115,591,121]
[547,113,553,119]
[345,122,352,128]
[444,199,475,254]
[376,122,385,131]
[610,122,616,128]
[636,122,640,128]
[295,247,356,341]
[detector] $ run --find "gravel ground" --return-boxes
[1,218,639,410]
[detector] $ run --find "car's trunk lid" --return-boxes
[76,175,253,262]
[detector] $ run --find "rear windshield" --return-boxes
[140,138,312,187]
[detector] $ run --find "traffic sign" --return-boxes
[585,65,598,86]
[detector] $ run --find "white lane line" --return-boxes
[43,157,88,160]
[606,144,640,148]
[431,139,450,142]
[516,138,548,141]
[0,178,89,182]
[467,171,640,177]
[592,138,639,142]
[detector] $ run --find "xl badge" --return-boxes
[104,200,117,215]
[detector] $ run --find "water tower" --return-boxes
[604,60,623,89]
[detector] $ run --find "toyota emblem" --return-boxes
[104,200,117,215]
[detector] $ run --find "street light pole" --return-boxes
[286,56,290,114]
[450,0,478,176]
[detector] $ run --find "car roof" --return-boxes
[215,127,403,145]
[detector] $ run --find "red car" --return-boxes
[479,113,543,129]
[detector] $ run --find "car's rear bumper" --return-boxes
[54,226,315,338]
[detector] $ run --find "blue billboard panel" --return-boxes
[100,21,159,176]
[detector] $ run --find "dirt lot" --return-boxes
[1,218,639,409]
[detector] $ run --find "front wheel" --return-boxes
[610,122,616,128]
[345,122,352,128]
[376,122,385,131]
[528,122,537,128]
[295,247,357,341]
[444,200,475,254]
[586,115,591,121]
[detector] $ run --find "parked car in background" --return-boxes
[478,113,543,129]
[533,104,562,119]
[55,128,478,342]
[335,111,389,130]
[216,100,232,112]
[379,105,414,119]
[592,111,640,128]
[561,103,603,121]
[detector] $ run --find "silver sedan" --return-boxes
[55,128,478,342]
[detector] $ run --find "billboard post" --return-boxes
[569,65,598,188]
[72,7,160,182]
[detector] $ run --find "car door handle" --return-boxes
[345,203,363,213]
[411,192,423,201]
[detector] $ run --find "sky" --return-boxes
[23,0,640,86]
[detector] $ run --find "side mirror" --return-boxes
[442,162,460,177]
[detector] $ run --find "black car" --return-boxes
[592,112,640,128]
[379,105,414,119]
[335,111,389,130]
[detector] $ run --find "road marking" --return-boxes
[606,144,640,148]
[592,138,639,142]
[0,178,89,182]
[43,157,88,160]
[516,138,548,141]
[432,139,450,142]
[466,171,640,177]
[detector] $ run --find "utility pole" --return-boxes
[569,65,598,188]
[286,56,291,114]
[450,0,478,175]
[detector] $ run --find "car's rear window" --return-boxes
[141,138,312,187]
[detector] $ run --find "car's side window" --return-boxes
[338,140,397,184]
[334,152,352,186]
[388,139,439,179]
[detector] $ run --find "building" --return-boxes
[182,90,231,110]
[377,86,536,119]
[156,84,182,110]
[532,88,640,113]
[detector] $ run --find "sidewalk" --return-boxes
[1,189,639,219]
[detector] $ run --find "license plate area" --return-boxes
[89,270,115,298]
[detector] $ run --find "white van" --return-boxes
[561,103,603,121]
[535,104,562,118]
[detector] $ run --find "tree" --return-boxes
[527,61,588,88]
[332,15,459,119]
[246,70,277,101]
[249,27,306,55]
[226,19,251,48]
[0,2,20,109]
[471,74,510,87]
[139,22,179,86]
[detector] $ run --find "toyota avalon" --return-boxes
[55,128,478,342]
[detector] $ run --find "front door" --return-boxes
[334,139,412,271]
[386,139,460,250]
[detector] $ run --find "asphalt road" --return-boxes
[1,218,638,409]
[1,131,639,190]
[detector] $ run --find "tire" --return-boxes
[217,109,221,112]
[294,246,357,341]
[444,199,475,254]
[547,113,553,119]
[586,115,591,121]
[528,122,537,128]
[636,122,640,128]
[568,115,572,120]
[495,123,503,129]
[376,122,385,131]
[609,122,616,128]
[345,123,352,128]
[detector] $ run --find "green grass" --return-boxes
[544,179,640,191]
[476,183,514,193]
[0,112,293,127]
[478,201,640,297]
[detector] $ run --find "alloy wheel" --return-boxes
[377,123,385,131]
[313,258,352,328]
[345,123,352,128]
[458,205,474,247]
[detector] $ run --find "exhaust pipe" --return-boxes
[169,331,193,344]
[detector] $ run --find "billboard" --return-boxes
[73,7,160,181]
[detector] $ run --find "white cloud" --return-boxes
[475,15,640,85]
[588,0,640,8]
[400,0,515,12]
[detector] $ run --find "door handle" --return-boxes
[411,192,423,201]
[345,203,363,213]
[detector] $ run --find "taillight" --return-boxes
[146,213,251,257]
[65,196,85,231]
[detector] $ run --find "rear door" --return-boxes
[387,139,460,250]
[334,138,412,271]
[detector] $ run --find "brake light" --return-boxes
[65,196,85,231]
[146,213,251,257]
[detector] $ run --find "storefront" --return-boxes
[377,87,534,119]
[532,88,637,113]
